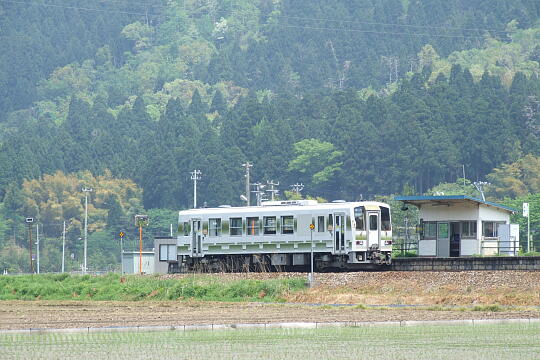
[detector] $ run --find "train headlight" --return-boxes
[384,240,392,246]
[355,240,364,245]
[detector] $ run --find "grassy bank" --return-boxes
[0,273,306,302]
[1,324,539,359]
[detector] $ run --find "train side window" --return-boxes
[209,218,221,237]
[230,217,242,236]
[317,216,325,232]
[263,216,277,235]
[354,207,364,231]
[328,214,333,231]
[247,217,259,235]
[281,216,294,234]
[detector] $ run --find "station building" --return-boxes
[395,195,519,257]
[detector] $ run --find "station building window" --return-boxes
[264,216,277,235]
[422,221,437,239]
[461,221,477,238]
[281,216,294,234]
[230,217,242,236]
[247,217,259,235]
[209,218,221,237]
[482,221,504,238]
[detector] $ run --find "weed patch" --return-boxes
[0,274,306,302]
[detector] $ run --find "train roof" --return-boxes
[179,200,390,216]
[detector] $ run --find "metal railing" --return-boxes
[480,238,520,256]
[392,226,418,257]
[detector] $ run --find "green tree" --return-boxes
[487,154,540,198]
[288,139,343,194]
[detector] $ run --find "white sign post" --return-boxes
[523,203,530,252]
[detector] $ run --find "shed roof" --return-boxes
[394,195,517,213]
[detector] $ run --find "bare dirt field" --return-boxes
[1,271,539,330]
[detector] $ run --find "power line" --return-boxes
[0,0,162,17]
[0,0,511,38]
[280,24,492,39]
[275,14,509,34]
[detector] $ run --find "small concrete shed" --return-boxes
[395,195,518,257]
[122,251,155,274]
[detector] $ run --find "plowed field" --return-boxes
[1,271,539,330]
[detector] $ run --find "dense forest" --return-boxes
[1,0,540,272]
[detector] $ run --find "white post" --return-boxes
[62,221,66,273]
[191,170,201,209]
[194,176,197,208]
[524,202,530,253]
[36,223,40,274]
[84,192,88,274]
[120,235,124,274]
[309,224,314,287]
[528,213,531,253]
[170,224,173,237]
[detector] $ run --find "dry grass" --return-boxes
[283,271,540,306]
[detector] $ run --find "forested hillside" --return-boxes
[1,0,540,271]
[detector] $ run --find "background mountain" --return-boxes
[1,0,540,271]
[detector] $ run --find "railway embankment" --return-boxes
[391,256,540,271]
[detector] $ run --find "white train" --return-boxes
[172,200,392,272]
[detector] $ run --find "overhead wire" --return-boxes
[274,14,510,34]
[0,0,511,39]
[279,24,492,39]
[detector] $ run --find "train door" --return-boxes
[367,211,380,249]
[333,213,346,253]
[191,218,203,257]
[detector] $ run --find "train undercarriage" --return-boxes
[168,251,392,273]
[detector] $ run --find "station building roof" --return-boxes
[394,195,517,213]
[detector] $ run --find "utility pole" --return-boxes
[242,162,252,206]
[266,180,279,201]
[290,183,304,197]
[190,170,202,208]
[36,223,40,274]
[82,187,93,274]
[62,221,66,273]
[135,215,149,274]
[25,218,34,273]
